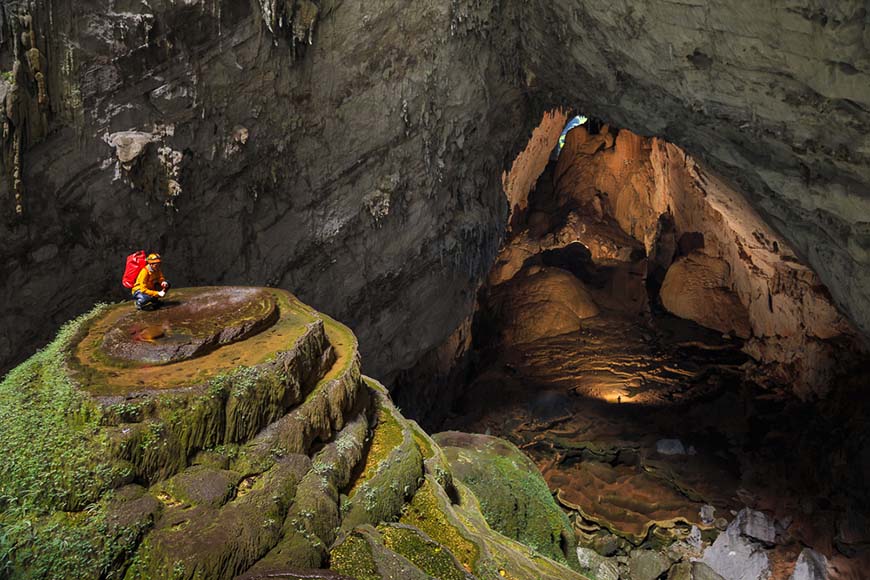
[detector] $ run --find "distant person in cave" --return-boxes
[132,253,170,310]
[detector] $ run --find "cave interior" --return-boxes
[0,1,869,578]
[400,112,870,577]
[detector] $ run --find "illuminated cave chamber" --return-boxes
[401,111,870,575]
[495,110,861,399]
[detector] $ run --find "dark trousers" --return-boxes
[133,291,161,310]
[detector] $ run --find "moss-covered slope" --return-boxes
[0,288,586,580]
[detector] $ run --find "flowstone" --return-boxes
[0,288,587,580]
[100,287,279,364]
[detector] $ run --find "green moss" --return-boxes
[0,307,150,577]
[347,405,404,497]
[340,386,423,532]
[125,455,308,580]
[435,433,578,568]
[0,501,147,579]
[410,425,435,460]
[330,531,380,580]
[0,306,123,514]
[379,524,467,580]
[400,480,479,572]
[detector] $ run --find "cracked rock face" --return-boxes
[0,0,868,387]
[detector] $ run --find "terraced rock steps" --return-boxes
[0,288,588,580]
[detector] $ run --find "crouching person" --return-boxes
[133,253,170,310]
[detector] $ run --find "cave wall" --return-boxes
[0,0,527,377]
[524,0,870,343]
[1,0,869,386]
[551,125,856,394]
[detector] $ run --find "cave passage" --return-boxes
[438,118,870,577]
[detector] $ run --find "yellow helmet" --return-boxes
[146,253,162,264]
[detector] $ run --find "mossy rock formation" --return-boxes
[433,431,580,568]
[0,288,588,580]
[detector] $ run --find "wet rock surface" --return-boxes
[100,287,278,364]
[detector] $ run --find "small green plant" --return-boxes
[139,421,164,452]
[0,305,144,577]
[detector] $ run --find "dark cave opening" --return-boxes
[398,113,870,575]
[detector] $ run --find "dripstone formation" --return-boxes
[0,288,582,579]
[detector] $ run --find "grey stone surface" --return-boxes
[669,562,693,580]
[735,508,777,545]
[700,506,716,526]
[692,562,726,580]
[593,533,619,557]
[629,549,671,580]
[699,513,772,580]
[657,438,688,455]
[576,546,619,580]
[669,562,727,580]
[789,548,828,580]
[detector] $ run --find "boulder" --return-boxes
[494,267,599,345]
[668,562,726,580]
[698,510,772,580]
[576,546,619,580]
[629,549,671,580]
[433,431,579,568]
[789,548,828,580]
[734,509,776,546]
[660,253,751,339]
[657,439,687,455]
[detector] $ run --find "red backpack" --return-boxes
[122,250,147,289]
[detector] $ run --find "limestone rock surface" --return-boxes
[0,288,586,580]
[489,266,599,346]
[698,509,773,580]
[546,125,861,395]
[660,253,751,339]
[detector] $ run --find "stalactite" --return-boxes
[0,0,51,217]
[257,0,319,61]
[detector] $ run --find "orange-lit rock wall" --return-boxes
[501,110,567,227]
[544,125,858,396]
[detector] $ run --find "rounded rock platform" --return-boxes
[100,287,279,364]
[70,287,321,398]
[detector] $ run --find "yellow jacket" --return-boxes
[132,265,166,297]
